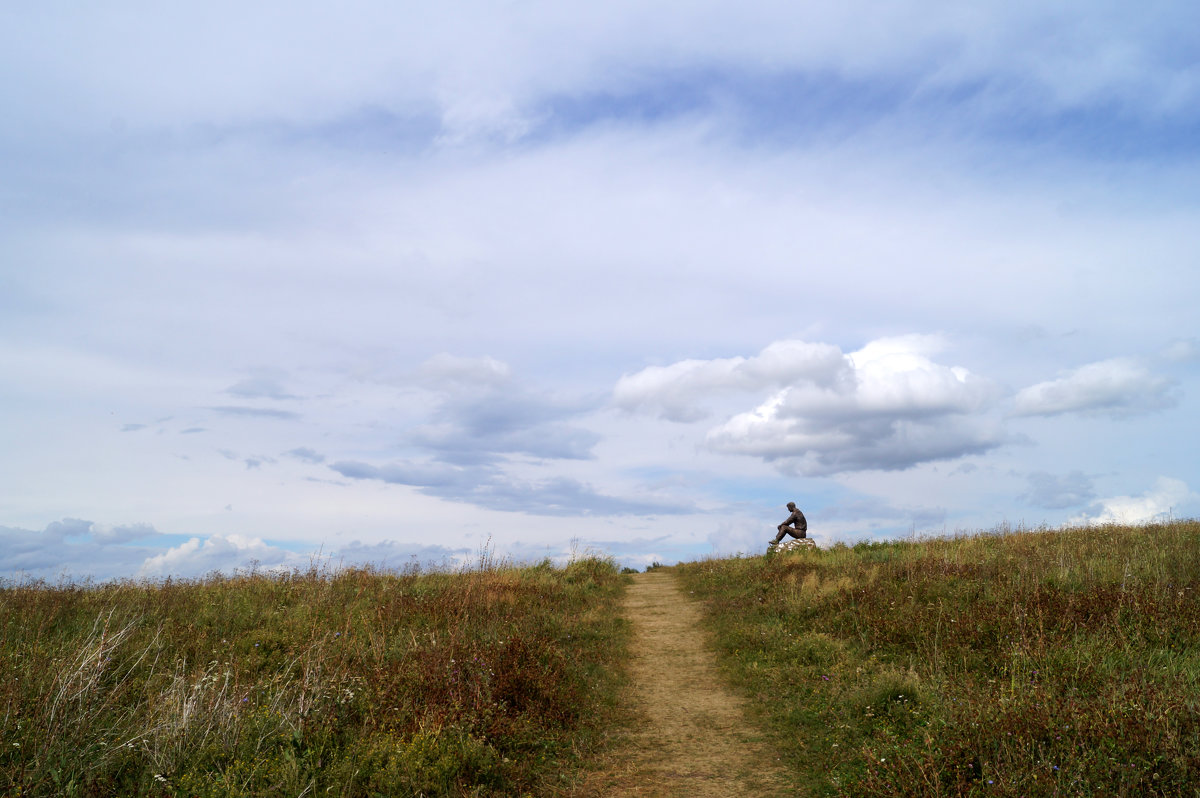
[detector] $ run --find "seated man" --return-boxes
[771,501,807,545]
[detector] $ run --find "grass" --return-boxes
[0,554,629,797]
[674,520,1200,797]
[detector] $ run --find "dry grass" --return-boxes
[1,555,629,797]
[675,521,1200,796]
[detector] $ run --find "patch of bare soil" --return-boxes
[572,570,796,797]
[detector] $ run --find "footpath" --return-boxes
[574,570,796,797]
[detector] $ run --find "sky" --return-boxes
[2,1,1199,580]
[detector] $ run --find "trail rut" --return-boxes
[575,570,796,797]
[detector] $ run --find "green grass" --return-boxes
[0,555,629,797]
[674,521,1200,797]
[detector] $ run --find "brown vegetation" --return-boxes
[0,556,628,796]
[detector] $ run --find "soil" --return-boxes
[572,570,796,797]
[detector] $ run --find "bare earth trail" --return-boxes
[575,570,797,797]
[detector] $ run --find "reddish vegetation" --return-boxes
[0,557,627,796]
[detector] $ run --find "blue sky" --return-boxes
[2,1,1199,579]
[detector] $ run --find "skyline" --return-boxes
[2,2,1199,579]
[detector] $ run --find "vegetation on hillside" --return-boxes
[0,555,629,797]
[675,521,1200,797]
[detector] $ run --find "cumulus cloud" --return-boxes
[137,533,304,579]
[1012,358,1178,418]
[1022,470,1096,509]
[1068,477,1195,526]
[614,340,847,421]
[622,335,1000,475]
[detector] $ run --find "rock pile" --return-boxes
[771,538,816,553]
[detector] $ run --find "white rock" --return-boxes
[771,538,816,553]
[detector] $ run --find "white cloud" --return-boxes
[1068,477,1195,526]
[137,533,302,579]
[614,339,847,421]
[1012,357,1178,417]
[622,335,1000,475]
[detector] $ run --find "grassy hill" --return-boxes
[0,556,628,797]
[675,520,1200,796]
[4,521,1198,796]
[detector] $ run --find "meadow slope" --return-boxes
[1,556,628,797]
[675,521,1200,796]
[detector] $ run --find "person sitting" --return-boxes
[771,501,807,545]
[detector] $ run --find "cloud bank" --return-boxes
[0,519,477,583]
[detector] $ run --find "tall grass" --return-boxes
[675,521,1200,796]
[0,555,628,797]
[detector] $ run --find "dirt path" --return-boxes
[574,570,796,797]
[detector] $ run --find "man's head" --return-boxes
[787,502,796,510]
